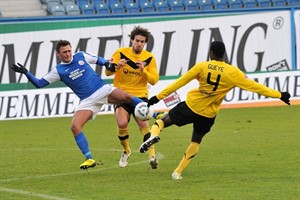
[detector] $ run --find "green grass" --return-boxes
[0,105,299,200]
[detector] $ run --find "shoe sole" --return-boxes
[139,136,160,153]
[80,162,97,170]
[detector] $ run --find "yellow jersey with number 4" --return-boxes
[157,60,281,118]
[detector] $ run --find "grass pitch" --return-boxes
[0,105,299,200]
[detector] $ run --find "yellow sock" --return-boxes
[140,127,155,159]
[174,142,200,174]
[118,128,131,154]
[151,119,164,137]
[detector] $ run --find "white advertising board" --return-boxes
[1,70,299,120]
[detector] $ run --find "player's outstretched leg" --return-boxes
[139,136,160,153]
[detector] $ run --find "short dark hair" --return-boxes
[56,40,71,52]
[210,41,225,58]
[130,26,150,42]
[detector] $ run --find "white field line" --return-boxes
[0,187,71,200]
[0,148,164,183]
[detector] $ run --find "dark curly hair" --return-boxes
[130,26,150,42]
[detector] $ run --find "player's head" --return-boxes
[130,26,151,54]
[56,40,72,63]
[130,26,150,42]
[209,41,225,60]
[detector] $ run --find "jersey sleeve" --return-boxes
[233,69,281,98]
[157,64,201,100]
[82,52,108,65]
[143,56,159,85]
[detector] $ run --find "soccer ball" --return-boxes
[134,102,154,121]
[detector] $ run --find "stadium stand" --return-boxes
[109,2,125,14]
[76,0,90,8]
[61,0,76,7]
[138,1,155,12]
[286,0,300,5]
[227,0,243,9]
[243,0,258,7]
[154,1,169,12]
[65,3,81,15]
[0,0,47,17]
[213,0,228,9]
[80,3,95,14]
[198,0,214,9]
[124,2,140,13]
[272,0,287,6]
[0,0,299,17]
[183,0,200,10]
[94,2,110,14]
[168,0,185,11]
[257,0,273,7]
[49,4,66,15]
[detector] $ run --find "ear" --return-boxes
[209,51,214,59]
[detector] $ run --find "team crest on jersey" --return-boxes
[78,60,85,65]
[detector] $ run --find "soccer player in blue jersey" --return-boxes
[11,40,146,170]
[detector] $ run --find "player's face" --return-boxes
[131,35,146,54]
[57,45,72,63]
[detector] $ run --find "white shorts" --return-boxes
[75,84,116,119]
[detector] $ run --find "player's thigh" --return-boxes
[169,102,194,126]
[71,110,93,128]
[108,88,132,104]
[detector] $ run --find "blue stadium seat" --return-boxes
[124,2,140,13]
[138,1,155,12]
[107,0,119,7]
[285,0,300,5]
[168,0,184,11]
[76,0,90,9]
[92,0,105,4]
[272,0,286,6]
[243,0,257,7]
[183,0,199,10]
[80,3,95,14]
[154,1,169,12]
[198,0,213,9]
[109,2,125,14]
[122,0,134,6]
[49,4,66,15]
[94,3,110,14]
[213,0,228,9]
[227,0,243,8]
[256,0,272,7]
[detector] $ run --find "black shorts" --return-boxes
[169,102,215,135]
[114,97,148,117]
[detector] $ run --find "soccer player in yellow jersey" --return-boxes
[139,41,291,180]
[105,26,159,169]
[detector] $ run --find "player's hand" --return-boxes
[104,62,116,72]
[11,63,28,74]
[280,92,291,105]
[148,96,160,107]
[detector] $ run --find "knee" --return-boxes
[70,123,81,135]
